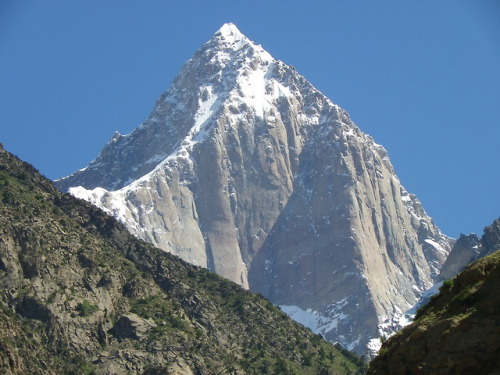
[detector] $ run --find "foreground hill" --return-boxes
[368,219,500,374]
[0,143,365,374]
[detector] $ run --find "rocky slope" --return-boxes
[437,233,480,281]
[56,23,451,354]
[367,219,500,375]
[0,143,366,374]
[438,218,500,282]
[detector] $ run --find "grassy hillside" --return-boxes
[0,143,365,374]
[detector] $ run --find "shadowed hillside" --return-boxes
[0,143,365,374]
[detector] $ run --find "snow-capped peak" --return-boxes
[216,22,244,41]
[208,22,250,53]
[59,23,453,357]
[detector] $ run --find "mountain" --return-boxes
[438,219,500,282]
[0,143,366,374]
[56,23,451,354]
[367,219,500,374]
[437,233,481,281]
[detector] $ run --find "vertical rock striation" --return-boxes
[56,23,451,354]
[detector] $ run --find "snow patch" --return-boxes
[367,338,382,357]
[69,185,140,235]
[424,238,448,256]
[280,305,347,337]
[215,23,246,47]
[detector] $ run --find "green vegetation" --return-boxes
[68,356,96,375]
[131,294,189,333]
[76,300,99,317]
[441,278,454,290]
[46,290,58,304]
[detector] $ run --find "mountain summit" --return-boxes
[214,22,247,44]
[57,23,451,354]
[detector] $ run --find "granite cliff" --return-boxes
[57,23,451,354]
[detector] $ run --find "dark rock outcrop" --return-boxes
[438,233,480,281]
[111,314,157,340]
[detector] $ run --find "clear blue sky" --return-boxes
[1,0,499,238]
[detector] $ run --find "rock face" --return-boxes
[111,313,157,340]
[438,233,481,281]
[368,221,500,375]
[56,23,451,354]
[481,218,500,256]
[0,143,365,374]
[438,219,500,282]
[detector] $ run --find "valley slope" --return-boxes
[0,144,365,374]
